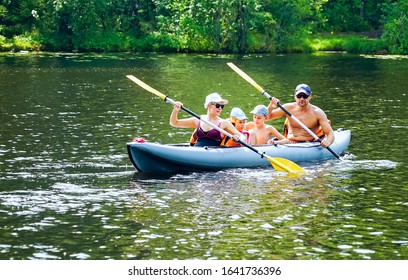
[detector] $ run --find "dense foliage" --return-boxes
[0,0,407,54]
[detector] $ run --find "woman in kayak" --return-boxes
[170,93,244,147]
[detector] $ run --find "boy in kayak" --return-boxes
[267,84,334,148]
[221,107,256,146]
[245,105,289,145]
[171,92,244,147]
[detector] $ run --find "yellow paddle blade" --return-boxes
[227,62,265,93]
[266,156,307,175]
[126,75,167,100]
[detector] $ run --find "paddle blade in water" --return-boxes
[267,156,307,175]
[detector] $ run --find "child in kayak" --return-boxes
[221,107,256,146]
[245,105,289,145]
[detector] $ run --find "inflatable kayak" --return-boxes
[127,129,351,173]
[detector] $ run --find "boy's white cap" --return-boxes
[204,92,228,109]
[230,107,248,120]
[250,105,268,116]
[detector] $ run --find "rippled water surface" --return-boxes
[0,52,407,260]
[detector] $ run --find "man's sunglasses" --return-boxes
[296,93,310,99]
[212,103,225,109]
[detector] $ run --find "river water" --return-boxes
[0,52,407,260]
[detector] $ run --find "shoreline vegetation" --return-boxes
[1,1,407,56]
[0,33,399,56]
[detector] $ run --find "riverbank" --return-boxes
[306,33,389,55]
[0,33,395,55]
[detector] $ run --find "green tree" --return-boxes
[321,0,384,32]
[259,0,323,52]
[0,0,40,36]
[1,0,407,54]
[151,0,245,52]
[382,0,408,54]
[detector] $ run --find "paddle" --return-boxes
[126,74,307,174]
[227,62,342,160]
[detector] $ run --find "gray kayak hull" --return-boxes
[127,129,351,173]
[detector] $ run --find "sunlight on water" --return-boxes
[333,157,399,172]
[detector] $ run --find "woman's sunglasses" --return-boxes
[296,93,310,99]
[212,103,225,109]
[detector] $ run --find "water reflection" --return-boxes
[124,157,405,260]
[0,156,405,259]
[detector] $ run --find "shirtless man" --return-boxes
[245,105,288,145]
[267,84,334,148]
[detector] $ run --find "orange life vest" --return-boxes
[189,120,249,147]
[220,130,250,147]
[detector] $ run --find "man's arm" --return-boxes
[317,110,334,148]
[267,101,291,120]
